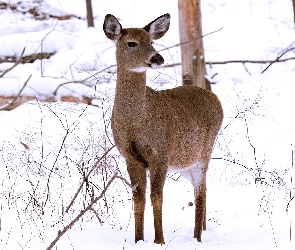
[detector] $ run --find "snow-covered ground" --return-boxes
[0,0,294,249]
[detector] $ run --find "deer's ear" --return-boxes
[143,13,170,40]
[103,14,122,41]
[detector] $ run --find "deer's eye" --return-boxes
[128,42,138,47]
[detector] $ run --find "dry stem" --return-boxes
[65,145,116,213]
[0,47,26,78]
[0,75,32,111]
[46,171,119,250]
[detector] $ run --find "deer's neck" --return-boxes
[114,67,147,122]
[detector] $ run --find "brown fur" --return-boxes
[103,14,223,244]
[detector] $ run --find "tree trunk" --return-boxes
[178,0,210,90]
[292,0,295,26]
[86,0,94,27]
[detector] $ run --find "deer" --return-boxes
[103,13,223,244]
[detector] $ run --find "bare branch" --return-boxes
[0,74,32,111]
[53,64,116,96]
[116,175,137,191]
[0,47,26,78]
[162,56,295,69]
[90,208,104,224]
[65,145,116,213]
[0,62,113,111]
[158,27,224,53]
[162,62,182,68]
[208,57,295,64]
[46,171,119,250]
[242,63,251,75]
[261,44,295,73]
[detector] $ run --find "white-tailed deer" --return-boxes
[103,14,223,244]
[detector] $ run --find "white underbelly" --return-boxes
[168,161,204,196]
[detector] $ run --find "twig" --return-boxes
[44,127,70,207]
[261,44,295,73]
[162,62,181,68]
[211,156,254,172]
[46,171,119,250]
[0,74,32,111]
[0,47,26,78]
[158,27,224,52]
[43,104,90,207]
[242,63,251,75]
[161,57,295,69]
[40,25,58,76]
[65,145,116,213]
[90,208,104,224]
[53,64,116,96]
[116,175,137,191]
[210,59,292,64]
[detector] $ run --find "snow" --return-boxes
[0,0,295,249]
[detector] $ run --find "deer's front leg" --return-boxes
[126,160,147,243]
[149,162,167,244]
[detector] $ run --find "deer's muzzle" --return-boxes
[150,53,164,66]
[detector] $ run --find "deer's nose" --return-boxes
[150,53,164,65]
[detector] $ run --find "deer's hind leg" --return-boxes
[193,135,216,241]
[194,177,207,242]
[203,182,207,230]
[180,161,206,242]
[126,160,147,242]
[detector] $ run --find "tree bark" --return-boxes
[86,0,94,27]
[178,0,210,90]
[292,0,295,26]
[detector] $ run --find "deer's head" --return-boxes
[103,14,170,72]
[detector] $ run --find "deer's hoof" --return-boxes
[154,237,165,245]
[194,230,202,242]
[135,237,144,243]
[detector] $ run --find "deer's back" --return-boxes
[147,85,223,129]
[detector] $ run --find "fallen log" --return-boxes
[0,95,92,111]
